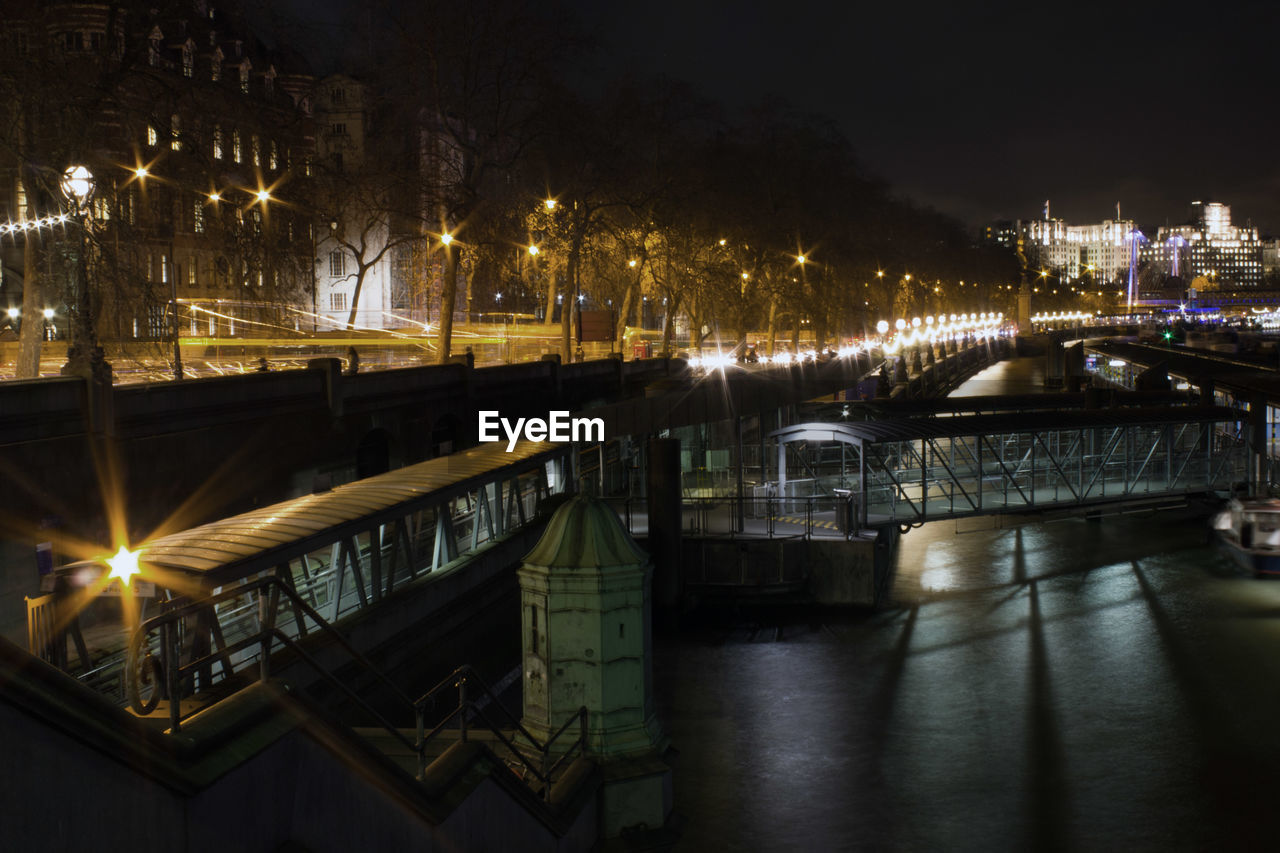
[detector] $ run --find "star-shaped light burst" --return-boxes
[105,545,141,585]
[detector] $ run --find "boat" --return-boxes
[1212,497,1280,576]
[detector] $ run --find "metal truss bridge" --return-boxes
[772,405,1249,528]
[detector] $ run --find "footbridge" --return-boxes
[772,405,1248,528]
[14,438,603,849]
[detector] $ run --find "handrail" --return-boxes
[413,664,588,799]
[125,577,589,799]
[128,575,414,731]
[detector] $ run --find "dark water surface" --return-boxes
[656,358,1280,851]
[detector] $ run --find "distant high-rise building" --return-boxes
[1021,218,1079,277]
[1066,220,1139,284]
[1005,213,1137,283]
[1145,202,1261,288]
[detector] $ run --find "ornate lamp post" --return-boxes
[59,165,110,383]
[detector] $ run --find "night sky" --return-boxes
[272,0,1280,235]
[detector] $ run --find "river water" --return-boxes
[657,357,1280,851]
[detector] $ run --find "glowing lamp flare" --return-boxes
[105,546,142,585]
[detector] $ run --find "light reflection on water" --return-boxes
[658,512,1280,850]
[657,359,1280,850]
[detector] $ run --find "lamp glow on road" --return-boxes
[105,546,141,585]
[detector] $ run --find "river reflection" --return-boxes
[656,358,1280,851]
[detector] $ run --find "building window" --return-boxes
[161,255,169,284]
[63,31,85,52]
[213,125,223,159]
[239,62,250,94]
[252,134,260,166]
[89,32,102,52]
[211,57,220,81]
[147,125,158,147]
[331,123,346,136]
[329,251,345,277]
[148,36,160,67]
[331,86,344,105]
[232,130,241,163]
[269,141,278,171]
[330,291,347,312]
[193,198,204,233]
[171,114,181,151]
[182,44,193,76]
[188,260,197,288]
[332,152,343,173]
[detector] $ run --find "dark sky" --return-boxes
[273,0,1280,234]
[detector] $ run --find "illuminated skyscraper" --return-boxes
[1146,202,1261,288]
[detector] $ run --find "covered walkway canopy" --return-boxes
[49,440,573,706]
[771,406,1248,526]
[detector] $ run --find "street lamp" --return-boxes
[59,165,109,382]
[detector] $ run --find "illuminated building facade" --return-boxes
[1145,202,1261,288]
[1013,215,1137,282]
[0,1,317,343]
[312,74,403,331]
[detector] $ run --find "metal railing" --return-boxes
[600,496,857,540]
[125,576,588,799]
[415,666,588,799]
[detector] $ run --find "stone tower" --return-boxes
[518,494,672,837]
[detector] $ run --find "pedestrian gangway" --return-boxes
[43,440,574,714]
[771,405,1249,528]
